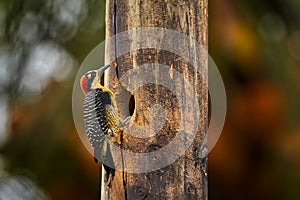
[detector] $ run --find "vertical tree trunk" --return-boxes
[104,0,208,199]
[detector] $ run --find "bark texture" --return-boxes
[104,0,208,199]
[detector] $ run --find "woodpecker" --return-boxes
[80,64,120,183]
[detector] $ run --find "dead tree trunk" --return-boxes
[104,0,208,199]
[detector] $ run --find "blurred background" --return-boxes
[0,0,299,199]
[209,0,300,199]
[0,0,105,199]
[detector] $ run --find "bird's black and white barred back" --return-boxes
[83,89,109,151]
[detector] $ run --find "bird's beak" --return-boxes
[98,64,111,77]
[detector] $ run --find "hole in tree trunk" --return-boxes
[129,94,135,116]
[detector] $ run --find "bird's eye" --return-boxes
[87,73,92,79]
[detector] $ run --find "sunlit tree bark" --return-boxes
[104,0,208,199]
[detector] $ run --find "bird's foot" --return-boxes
[111,128,127,145]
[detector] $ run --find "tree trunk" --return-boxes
[104,0,208,199]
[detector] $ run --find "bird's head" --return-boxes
[80,64,110,94]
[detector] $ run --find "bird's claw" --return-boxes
[111,128,127,144]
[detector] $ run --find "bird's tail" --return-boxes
[95,141,115,184]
